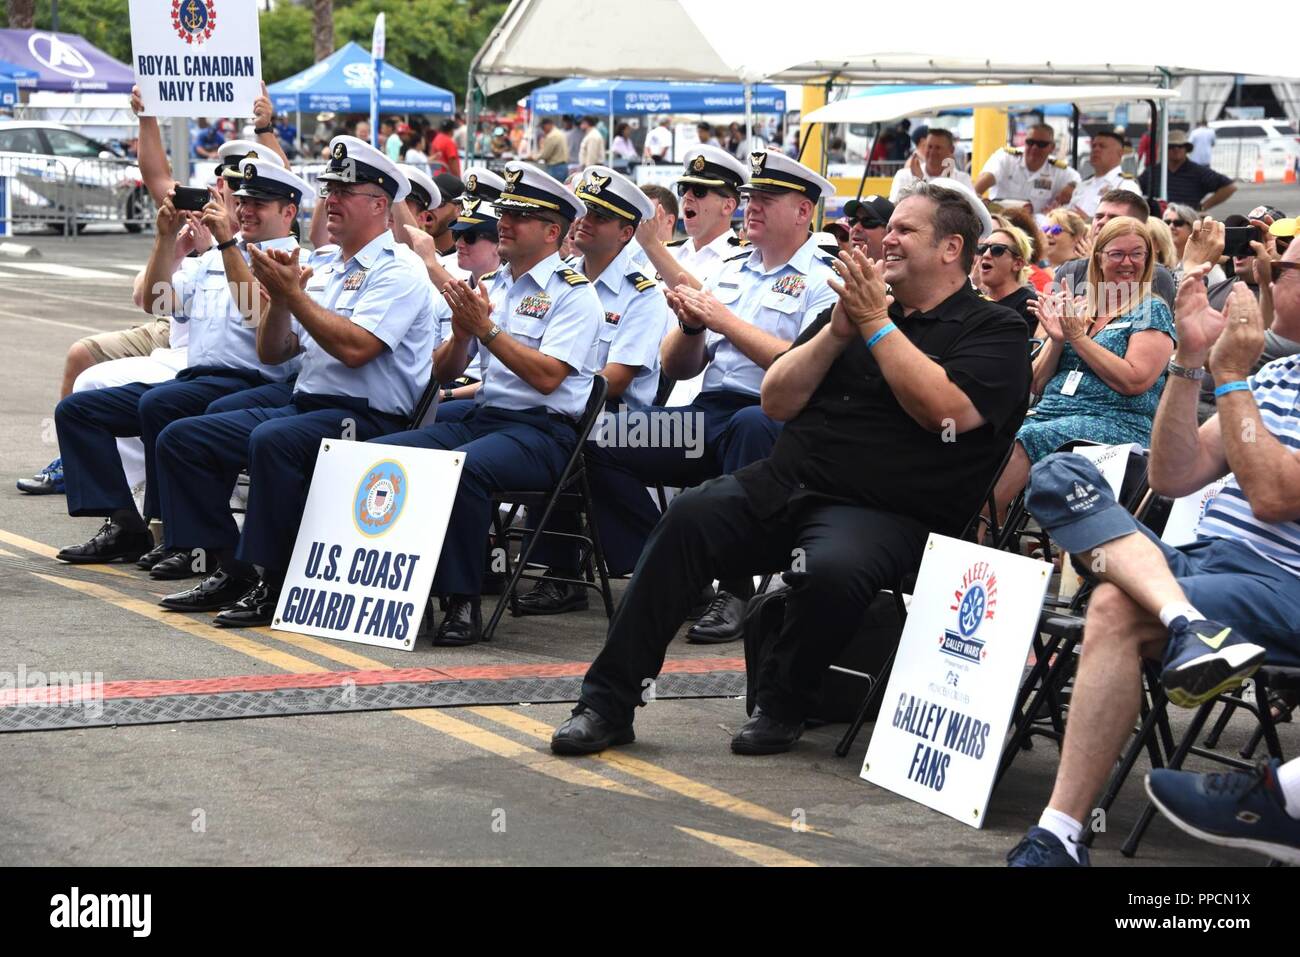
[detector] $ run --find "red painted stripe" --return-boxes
[0,657,744,707]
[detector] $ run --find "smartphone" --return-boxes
[171,186,211,212]
[1223,225,1259,258]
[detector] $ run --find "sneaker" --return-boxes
[1006,826,1089,867]
[1145,760,1300,865]
[16,457,64,495]
[1160,616,1266,709]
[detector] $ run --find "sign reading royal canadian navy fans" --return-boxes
[862,535,1050,827]
[272,440,463,652]
[129,0,262,117]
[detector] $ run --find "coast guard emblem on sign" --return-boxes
[173,0,217,45]
[354,460,408,537]
[939,562,998,664]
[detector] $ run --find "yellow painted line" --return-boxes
[0,529,135,578]
[32,573,327,673]
[397,709,651,799]
[469,706,829,836]
[248,627,393,671]
[675,826,819,867]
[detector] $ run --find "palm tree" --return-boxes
[312,0,333,62]
[7,0,35,29]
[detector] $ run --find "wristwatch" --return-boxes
[678,318,705,336]
[1167,358,1206,381]
[480,323,503,345]
[215,237,239,252]
[441,389,456,402]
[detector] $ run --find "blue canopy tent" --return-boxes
[269,42,455,114]
[527,78,786,115]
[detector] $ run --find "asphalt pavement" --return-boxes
[0,183,1295,867]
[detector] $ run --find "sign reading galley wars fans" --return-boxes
[862,535,1050,828]
[273,440,464,652]
[129,0,262,117]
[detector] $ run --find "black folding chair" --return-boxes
[833,441,1016,757]
[1114,663,1298,858]
[482,376,614,641]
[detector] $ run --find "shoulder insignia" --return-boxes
[1120,172,1136,180]
[556,266,589,286]
[627,271,656,293]
[665,238,687,248]
[727,235,751,246]
[1052,158,1069,169]
[816,255,837,268]
[479,268,500,283]
[725,250,751,262]
[1005,146,1022,155]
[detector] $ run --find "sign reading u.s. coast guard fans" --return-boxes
[272,440,463,651]
[862,535,1050,828]
[129,0,262,117]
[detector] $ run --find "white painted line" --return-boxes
[0,262,128,279]
[0,310,102,334]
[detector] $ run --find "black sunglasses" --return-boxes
[455,229,496,245]
[1163,218,1189,228]
[676,184,720,199]
[852,215,886,229]
[976,242,1014,257]
[1024,138,1053,149]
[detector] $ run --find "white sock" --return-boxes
[1275,757,1300,819]
[1037,808,1084,861]
[1158,602,1205,628]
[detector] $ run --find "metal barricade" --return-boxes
[0,155,155,239]
[0,152,77,236]
[65,157,155,236]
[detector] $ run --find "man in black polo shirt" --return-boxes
[552,180,1032,756]
[1138,130,1236,212]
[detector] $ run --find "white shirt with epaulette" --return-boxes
[700,235,840,397]
[981,146,1081,214]
[1071,164,1142,219]
[667,228,745,288]
[575,242,670,412]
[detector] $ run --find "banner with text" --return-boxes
[862,534,1050,828]
[130,0,262,117]
[272,440,463,652]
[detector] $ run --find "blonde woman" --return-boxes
[991,216,1176,513]
[976,224,1037,330]
[1041,208,1088,268]
[1145,217,1178,268]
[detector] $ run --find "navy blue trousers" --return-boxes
[375,405,575,596]
[536,390,782,575]
[154,393,405,575]
[205,379,295,414]
[55,368,265,519]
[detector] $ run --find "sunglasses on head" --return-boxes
[976,242,1015,257]
[1024,138,1053,149]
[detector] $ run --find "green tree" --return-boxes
[259,2,315,83]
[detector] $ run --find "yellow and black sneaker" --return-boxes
[1161,616,1266,709]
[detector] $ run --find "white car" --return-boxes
[1206,118,1300,179]
[0,120,150,233]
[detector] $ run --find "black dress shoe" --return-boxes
[686,582,716,621]
[213,581,279,629]
[730,708,804,755]
[516,575,589,616]
[433,596,482,646]
[158,569,258,612]
[149,549,203,580]
[686,590,746,644]
[135,540,169,570]
[56,520,153,565]
[550,707,635,755]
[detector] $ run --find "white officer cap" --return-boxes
[217,139,285,171]
[742,149,835,203]
[463,166,507,202]
[916,176,995,240]
[677,144,748,193]
[232,159,312,207]
[398,164,441,211]
[451,196,500,235]
[496,160,585,222]
[318,135,410,203]
[575,165,655,224]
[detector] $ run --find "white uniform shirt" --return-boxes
[1071,165,1142,219]
[700,235,839,397]
[667,229,743,287]
[889,165,974,202]
[980,147,1081,213]
[645,126,672,162]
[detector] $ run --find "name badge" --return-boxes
[304,272,328,292]
[1061,369,1084,396]
[1105,321,1133,331]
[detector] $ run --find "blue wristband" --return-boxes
[866,321,897,350]
[1213,380,1250,398]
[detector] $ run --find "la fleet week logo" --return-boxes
[173,0,217,45]
[940,561,998,664]
[354,460,408,538]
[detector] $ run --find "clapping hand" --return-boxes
[1209,282,1266,381]
[248,245,308,301]
[827,246,891,329]
[444,280,492,341]
[1172,263,1226,365]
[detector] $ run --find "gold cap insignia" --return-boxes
[691,155,706,173]
[332,142,346,161]
[503,167,523,190]
[749,151,766,175]
[466,174,478,192]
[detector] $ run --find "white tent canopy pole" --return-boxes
[803,85,1180,126]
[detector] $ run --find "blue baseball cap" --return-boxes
[1025,453,1141,554]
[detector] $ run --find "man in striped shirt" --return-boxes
[1006,239,1300,867]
